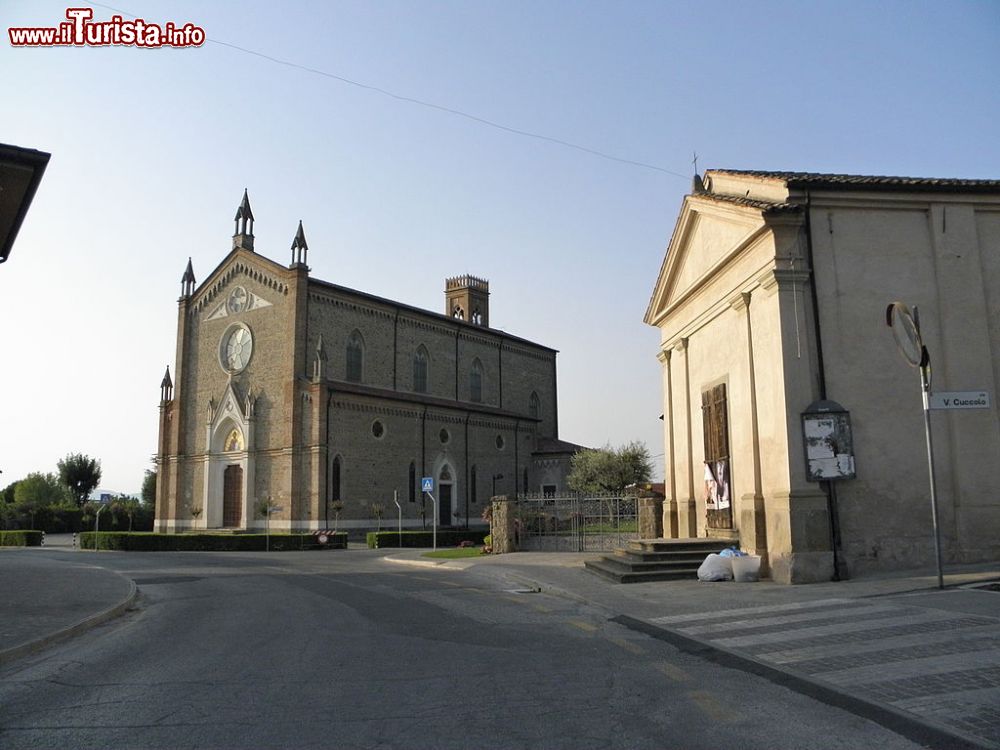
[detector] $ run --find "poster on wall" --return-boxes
[802,403,856,481]
[703,461,731,509]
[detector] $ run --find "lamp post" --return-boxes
[492,473,504,498]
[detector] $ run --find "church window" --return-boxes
[331,455,342,502]
[529,392,540,419]
[471,309,483,325]
[470,465,477,504]
[413,346,428,393]
[523,467,529,495]
[346,330,364,383]
[495,434,505,451]
[439,428,450,445]
[371,420,385,439]
[470,359,483,403]
[408,462,416,503]
[452,305,465,320]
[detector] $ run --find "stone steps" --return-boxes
[584,537,739,584]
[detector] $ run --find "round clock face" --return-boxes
[220,324,253,373]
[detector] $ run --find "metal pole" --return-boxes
[393,490,402,548]
[427,492,437,550]
[921,363,944,589]
[94,505,103,551]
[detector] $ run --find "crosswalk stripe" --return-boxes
[649,598,853,625]
[678,603,898,635]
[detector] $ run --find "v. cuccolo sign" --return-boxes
[928,391,991,410]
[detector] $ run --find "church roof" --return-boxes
[707,170,1000,193]
[309,277,558,354]
[533,436,588,455]
[689,191,800,214]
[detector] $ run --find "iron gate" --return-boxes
[514,492,638,552]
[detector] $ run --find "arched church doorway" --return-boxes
[223,464,243,527]
[438,464,454,527]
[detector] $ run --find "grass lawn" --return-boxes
[422,547,487,559]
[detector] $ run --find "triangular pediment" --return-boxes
[190,249,291,317]
[644,195,767,326]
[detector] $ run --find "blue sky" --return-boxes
[1,1,998,493]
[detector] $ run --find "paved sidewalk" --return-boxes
[386,549,1000,749]
[0,549,136,667]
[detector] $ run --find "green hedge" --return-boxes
[366,529,488,549]
[77,532,347,551]
[0,530,44,546]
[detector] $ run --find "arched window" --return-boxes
[346,330,364,383]
[470,358,483,403]
[471,309,483,325]
[529,392,540,419]
[413,346,428,393]
[452,305,465,320]
[331,455,342,502]
[408,461,416,503]
[523,467,529,496]
[470,465,478,504]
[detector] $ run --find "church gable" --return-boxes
[645,196,766,326]
[190,254,290,317]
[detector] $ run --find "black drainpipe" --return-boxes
[804,191,843,580]
[464,411,471,529]
[324,388,332,528]
[513,419,520,498]
[421,404,427,529]
[392,308,399,390]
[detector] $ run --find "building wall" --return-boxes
[157,246,566,533]
[810,197,1000,574]
[648,178,1000,583]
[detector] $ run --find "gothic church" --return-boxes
[155,191,581,532]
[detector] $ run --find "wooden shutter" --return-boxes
[701,384,729,461]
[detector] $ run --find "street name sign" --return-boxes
[928,391,990,410]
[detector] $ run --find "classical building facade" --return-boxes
[646,170,1000,583]
[155,192,580,532]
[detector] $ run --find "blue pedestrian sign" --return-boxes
[421,477,434,493]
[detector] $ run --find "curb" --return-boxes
[613,614,995,750]
[0,574,138,669]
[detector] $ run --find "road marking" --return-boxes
[569,620,598,633]
[650,598,853,625]
[608,636,645,655]
[441,581,462,587]
[655,662,690,682]
[531,604,552,614]
[687,690,733,722]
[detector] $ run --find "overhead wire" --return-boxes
[91,2,690,180]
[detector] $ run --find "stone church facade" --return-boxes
[646,170,1000,583]
[155,192,580,532]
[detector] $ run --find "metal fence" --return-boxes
[514,492,638,552]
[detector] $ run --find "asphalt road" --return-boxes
[0,549,928,749]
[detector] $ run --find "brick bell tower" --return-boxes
[445,274,489,327]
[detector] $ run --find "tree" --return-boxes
[567,441,653,494]
[120,497,140,531]
[141,469,157,506]
[14,472,70,527]
[1,480,19,506]
[57,453,102,507]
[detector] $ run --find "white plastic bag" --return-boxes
[697,553,733,582]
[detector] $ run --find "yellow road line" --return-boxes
[608,636,645,655]
[569,620,598,633]
[655,661,690,682]
[687,690,733,723]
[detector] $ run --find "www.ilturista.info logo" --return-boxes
[9,7,205,48]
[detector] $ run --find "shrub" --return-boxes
[76,532,347,551]
[0,530,43,546]
[366,529,488,549]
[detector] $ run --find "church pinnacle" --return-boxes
[233,188,255,251]
[290,220,308,267]
[181,257,196,297]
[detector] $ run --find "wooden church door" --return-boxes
[223,464,243,527]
